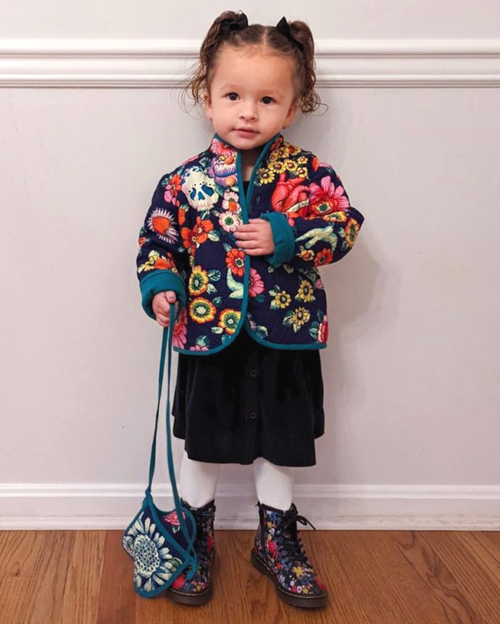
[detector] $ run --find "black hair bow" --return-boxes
[276,16,304,53]
[220,11,249,36]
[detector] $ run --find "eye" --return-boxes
[262,96,274,105]
[226,92,239,101]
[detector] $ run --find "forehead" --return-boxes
[212,46,295,93]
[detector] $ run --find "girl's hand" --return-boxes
[152,291,177,328]
[234,218,275,256]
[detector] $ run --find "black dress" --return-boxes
[171,180,325,467]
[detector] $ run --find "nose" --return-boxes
[239,101,257,121]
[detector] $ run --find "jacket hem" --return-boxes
[172,321,327,354]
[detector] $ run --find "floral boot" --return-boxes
[165,498,216,605]
[250,500,328,608]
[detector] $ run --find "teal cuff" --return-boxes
[140,269,187,320]
[260,212,295,267]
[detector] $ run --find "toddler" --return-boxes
[136,10,364,609]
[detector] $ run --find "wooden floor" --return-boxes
[1,528,500,624]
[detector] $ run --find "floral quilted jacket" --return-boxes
[136,131,364,355]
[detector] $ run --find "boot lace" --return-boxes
[275,504,317,565]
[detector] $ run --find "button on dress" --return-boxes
[171,180,325,467]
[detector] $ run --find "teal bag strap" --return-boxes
[144,302,192,545]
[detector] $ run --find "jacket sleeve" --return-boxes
[260,161,364,269]
[136,171,191,320]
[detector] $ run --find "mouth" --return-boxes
[236,128,257,135]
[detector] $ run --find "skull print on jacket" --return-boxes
[137,131,365,354]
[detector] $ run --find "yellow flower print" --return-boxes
[138,250,179,274]
[324,211,348,223]
[189,298,216,323]
[283,307,311,332]
[297,156,308,165]
[218,308,240,334]
[296,279,316,302]
[189,265,209,296]
[345,218,360,247]
[284,159,298,172]
[270,161,286,174]
[299,247,315,262]
[270,289,292,310]
[257,169,275,184]
[296,166,308,178]
[292,566,305,578]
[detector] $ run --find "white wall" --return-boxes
[1,1,500,529]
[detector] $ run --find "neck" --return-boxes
[241,145,264,179]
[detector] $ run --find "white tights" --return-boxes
[178,449,294,511]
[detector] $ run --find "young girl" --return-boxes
[136,10,364,609]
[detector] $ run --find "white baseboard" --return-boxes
[1,483,499,531]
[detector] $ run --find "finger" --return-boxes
[235,224,260,234]
[156,312,170,323]
[155,303,171,315]
[243,248,265,255]
[237,240,260,249]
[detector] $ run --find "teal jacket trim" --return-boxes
[259,211,296,267]
[140,269,187,320]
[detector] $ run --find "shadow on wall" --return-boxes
[315,225,387,473]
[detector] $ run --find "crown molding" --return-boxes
[0,38,500,88]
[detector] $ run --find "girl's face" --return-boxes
[203,45,299,152]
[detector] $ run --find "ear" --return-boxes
[203,91,213,121]
[283,102,299,129]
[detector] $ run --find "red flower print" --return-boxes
[181,226,194,253]
[163,511,180,526]
[173,306,187,349]
[268,540,277,558]
[191,216,213,245]
[164,172,182,203]
[172,573,186,589]
[226,248,245,276]
[314,248,334,267]
[318,316,329,343]
[153,254,176,271]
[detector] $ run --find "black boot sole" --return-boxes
[250,549,328,609]
[165,553,215,606]
[166,583,212,606]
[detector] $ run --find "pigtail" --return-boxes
[269,19,323,115]
[286,20,322,114]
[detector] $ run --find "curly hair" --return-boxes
[179,11,324,116]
